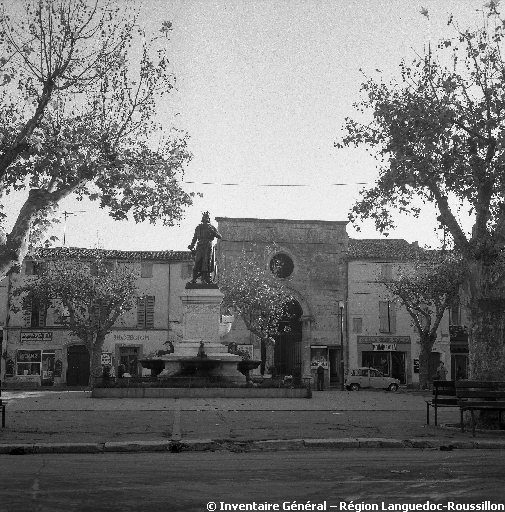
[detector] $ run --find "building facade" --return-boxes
[0,220,461,389]
[347,239,451,386]
[1,248,193,388]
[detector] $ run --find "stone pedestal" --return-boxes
[160,285,243,380]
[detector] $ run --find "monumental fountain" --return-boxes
[147,212,254,383]
[92,213,309,397]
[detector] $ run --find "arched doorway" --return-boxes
[272,300,303,378]
[67,345,90,386]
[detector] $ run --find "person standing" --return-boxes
[316,364,325,391]
[436,361,448,381]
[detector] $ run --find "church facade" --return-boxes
[216,217,348,387]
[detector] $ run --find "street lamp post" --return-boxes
[339,300,345,391]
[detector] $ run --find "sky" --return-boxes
[4,0,486,251]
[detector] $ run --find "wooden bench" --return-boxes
[456,381,505,437]
[426,380,457,426]
[0,380,5,428]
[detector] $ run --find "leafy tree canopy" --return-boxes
[336,5,505,265]
[0,0,193,277]
[381,254,466,335]
[219,247,294,342]
[13,250,140,382]
[336,3,505,380]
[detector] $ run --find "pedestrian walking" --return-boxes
[316,364,325,391]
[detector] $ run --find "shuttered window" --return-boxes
[25,297,47,327]
[141,262,153,278]
[137,296,155,329]
[380,264,392,281]
[379,301,396,333]
[25,261,46,275]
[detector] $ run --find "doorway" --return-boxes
[119,346,140,376]
[328,347,342,386]
[67,345,90,386]
[273,300,302,378]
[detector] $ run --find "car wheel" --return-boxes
[350,383,360,391]
[388,383,399,392]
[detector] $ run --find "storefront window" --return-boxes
[17,350,41,375]
[16,350,55,377]
[361,350,407,384]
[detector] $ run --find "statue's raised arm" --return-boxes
[188,211,222,285]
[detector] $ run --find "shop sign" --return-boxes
[310,346,329,369]
[372,343,397,351]
[101,353,112,365]
[17,350,42,362]
[358,336,410,344]
[413,359,420,374]
[20,331,52,344]
[112,333,150,342]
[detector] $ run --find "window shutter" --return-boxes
[389,302,396,333]
[381,264,392,281]
[141,262,153,278]
[24,299,33,327]
[450,303,460,325]
[38,301,46,327]
[146,296,155,329]
[379,301,389,332]
[137,297,146,329]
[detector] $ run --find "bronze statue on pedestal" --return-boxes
[188,212,222,285]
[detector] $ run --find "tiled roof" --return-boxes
[347,238,432,260]
[33,247,193,262]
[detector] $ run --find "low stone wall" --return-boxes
[91,387,309,399]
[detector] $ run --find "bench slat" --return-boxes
[455,381,505,437]
[432,398,458,405]
[457,391,505,398]
[458,400,505,408]
[456,381,505,388]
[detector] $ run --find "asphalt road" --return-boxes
[0,450,504,512]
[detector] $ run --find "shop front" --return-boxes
[357,336,411,385]
[3,330,66,388]
[102,330,170,377]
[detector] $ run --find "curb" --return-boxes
[1,437,505,455]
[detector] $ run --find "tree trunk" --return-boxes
[468,298,505,380]
[89,332,107,388]
[0,189,56,278]
[418,342,433,390]
[0,184,79,279]
[467,258,505,380]
[264,337,275,375]
[465,262,505,429]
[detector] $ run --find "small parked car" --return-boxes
[345,367,400,391]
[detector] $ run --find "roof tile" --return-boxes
[33,247,193,262]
